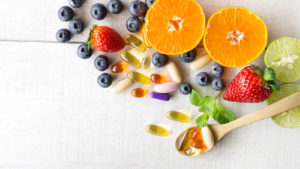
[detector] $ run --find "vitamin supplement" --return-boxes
[150,92,169,101]
[150,73,166,84]
[142,55,151,69]
[153,82,178,93]
[131,88,147,98]
[111,62,127,73]
[112,79,133,93]
[190,54,212,70]
[167,61,182,83]
[165,111,190,123]
[145,124,169,137]
[126,34,146,52]
[120,50,141,69]
[127,71,151,85]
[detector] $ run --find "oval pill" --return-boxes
[120,50,141,69]
[111,62,127,73]
[112,79,133,93]
[153,82,178,93]
[145,124,170,137]
[150,73,166,84]
[131,88,147,98]
[150,92,169,101]
[127,71,151,85]
[142,55,151,69]
[190,54,212,70]
[167,61,182,83]
[165,111,190,123]
[126,34,146,52]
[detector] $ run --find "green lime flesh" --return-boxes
[264,37,300,82]
[267,84,300,128]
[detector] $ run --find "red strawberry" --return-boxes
[222,66,272,103]
[87,25,125,52]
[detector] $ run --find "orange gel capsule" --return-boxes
[150,74,166,84]
[131,88,147,98]
[190,129,207,149]
[111,62,127,73]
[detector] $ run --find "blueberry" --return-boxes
[179,48,197,63]
[126,17,142,32]
[145,0,155,8]
[69,18,84,34]
[152,52,168,67]
[90,3,107,20]
[69,0,83,8]
[196,72,211,86]
[77,44,92,59]
[211,62,224,77]
[58,6,74,22]
[128,0,147,17]
[107,0,123,14]
[56,29,71,42]
[179,83,192,95]
[211,77,224,91]
[97,73,112,88]
[94,55,110,71]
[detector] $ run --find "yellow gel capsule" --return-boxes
[166,111,190,123]
[120,50,141,69]
[141,55,151,69]
[127,71,151,85]
[145,124,169,137]
[126,34,146,52]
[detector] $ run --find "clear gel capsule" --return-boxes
[145,124,170,137]
[127,71,151,85]
[120,50,141,69]
[142,55,151,69]
[126,34,146,52]
[165,111,190,123]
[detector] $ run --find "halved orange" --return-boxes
[203,7,268,67]
[145,0,205,55]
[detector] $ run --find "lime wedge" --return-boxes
[267,84,300,128]
[264,37,300,82]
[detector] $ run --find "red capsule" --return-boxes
[131,88,147,98]
[150,73,166,84]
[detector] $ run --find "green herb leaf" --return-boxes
[196,113,209,128]
[190,89,203,106]
[212,104,234,124]
[198,96,215,116]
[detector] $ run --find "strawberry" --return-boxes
[222,66,277,103]
[87,25,125,53]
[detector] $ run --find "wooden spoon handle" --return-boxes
[224,92,300,132]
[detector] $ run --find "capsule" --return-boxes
[111,62,127,73]
[127,71,151,85]
[131,88,147,98]
[145,124,169,137]
[112,79,133,93]
[126,34,146,52]
[190,54,212,70]
[165,111,190,123]
[167,61,182,83]
[150,73,166,84]
[150,92,169,101]
[142,55,151,69]
[120,50,141,69]
[154,82,178,93]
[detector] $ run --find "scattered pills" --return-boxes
[150,92,170,101]
[167,61,182,83]
[112,79,133,93]
[153,82,178,93]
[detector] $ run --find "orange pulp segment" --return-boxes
[203,7,268,67]
[145,0,205,55]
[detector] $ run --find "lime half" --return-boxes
[267,84,300,128]
[264,37,300,82]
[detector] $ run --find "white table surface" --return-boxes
[0,0,299,169]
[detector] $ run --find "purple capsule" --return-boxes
[150,92,170,101]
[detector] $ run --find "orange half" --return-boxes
[203,7,268,67]
[145,0,205,55]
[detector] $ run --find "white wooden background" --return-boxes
[0,0,300,169]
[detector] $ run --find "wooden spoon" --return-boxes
[175,92,300,156]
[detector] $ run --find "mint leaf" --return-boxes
[198,96,215,116]
[190,89,203,106]
[212,104,234,124]
[196,113,209,128]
